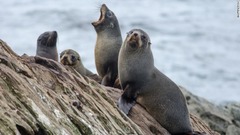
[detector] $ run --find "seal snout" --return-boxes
[101,4,109,13]
[51,31,58,38]
[60,54,70,65]
[127,32,140,48]
[47,33,57,47]
[49,31,58,44]
[63,56,68,63]
[60,50,71,65]
[92,4,108,26]
[101,4,108,9]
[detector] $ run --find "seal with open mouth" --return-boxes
[92,4,122,87]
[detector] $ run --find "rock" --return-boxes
[0,39,142,135]
[0,39,218,135]
[224,103,240,121]
[226,125,240,135]
[180,86,240,135]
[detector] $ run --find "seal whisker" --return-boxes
[94,3,102,13]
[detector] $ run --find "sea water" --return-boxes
[0,0,239,104]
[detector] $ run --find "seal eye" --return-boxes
[141,35,149,45]
[71,55,76,62]
[106,11,112,17]
[141,35,146,40]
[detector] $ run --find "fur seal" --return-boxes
[117,29,193,134]
[60,49,93,76]
[36,31,58,61]
[92,4,122,87]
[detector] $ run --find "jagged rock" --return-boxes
[0,39,218,135]
[226,125,240,135]
[180,86,240,135]
[0,39,142,135]
[224,103,240,121]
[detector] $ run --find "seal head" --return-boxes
[92,4,119,33]
[36,31,58,61]
[60,49,93,76]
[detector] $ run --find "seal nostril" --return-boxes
[134,33,138,37]
[63,56,68,61]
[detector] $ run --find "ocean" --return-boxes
[0,0,239,104]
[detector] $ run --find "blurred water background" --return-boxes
[0,0,239,104]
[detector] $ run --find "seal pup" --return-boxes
[118,29,193,134]
[60,49,94,76]
[36,31,58,61]
[92,4,122,87]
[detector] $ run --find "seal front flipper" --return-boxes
[117,96,135,114]
[117,84,137,114]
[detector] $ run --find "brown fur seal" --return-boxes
[117,29,194,135]
[36,31,58,61]
[60,49,93,76]
[92,4,122,87]
[60,49,101,83]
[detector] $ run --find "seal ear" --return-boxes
[147,42,151,49]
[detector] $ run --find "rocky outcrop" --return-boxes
[0,39,218,135]
[180,86,240,135]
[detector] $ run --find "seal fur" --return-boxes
[118,29,194,134]
[92,4,122,87]
[60,49,93,76]
[36,31,58,61]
